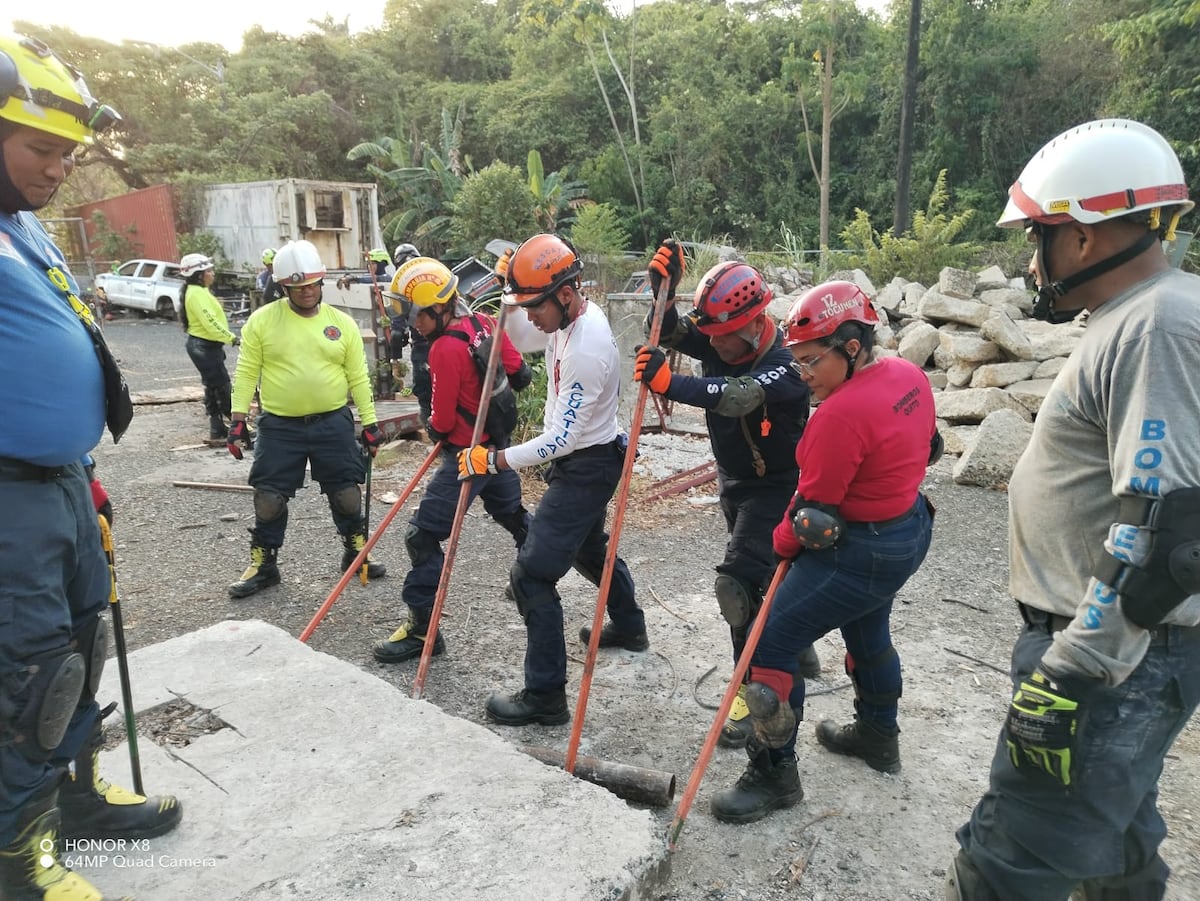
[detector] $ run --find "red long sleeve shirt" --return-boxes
[426,313,525,447]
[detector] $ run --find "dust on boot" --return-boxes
[0,787,130,901]
[373,606,445,664]
[484,687,569,727]
[58,721,182,841]
[340,531,387,579]
[710,739,804,825]
[208,415,229,441]
[815,706,901,774]
[228,544,280,599]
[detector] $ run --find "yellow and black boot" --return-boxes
[58,724,182,842]
[228,544,280,599]
[340,532,387,580]
[0,787,131,901]
[718,684,753,749]
[372,607,444,664]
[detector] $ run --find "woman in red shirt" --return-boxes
[711,280,938,824]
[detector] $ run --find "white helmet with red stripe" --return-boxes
[998,119,1193,230]
[272,240,326,287]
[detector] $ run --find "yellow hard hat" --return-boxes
[386,257,458,317]
[0,34,120,144]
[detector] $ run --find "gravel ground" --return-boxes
[93,318,1199,901]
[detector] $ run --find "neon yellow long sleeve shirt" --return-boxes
[184,285,237,344]
[231,300,377,423]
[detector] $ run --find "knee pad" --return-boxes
[329,484,362,518]
[253,490,288,523]
[404,524,441,568]
[844,646,902,706]
[508,560,559,619]
[71,614,109,705]
[0,648,87,762]
[715,574,761,629]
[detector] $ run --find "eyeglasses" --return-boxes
[791,345,836,377]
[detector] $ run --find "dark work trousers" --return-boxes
[956,617,1200,901]
[752,495,934,756]
[0,462,108,845]
[509,442,645,693]
[247,407,367,548]
[717,468,797,663]
[409,332,431,422]
[401,447,527,611]
[184,335,231,418]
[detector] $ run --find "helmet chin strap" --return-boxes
[1034,230,1158,324]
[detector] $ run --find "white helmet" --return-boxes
[273,240,326,287]
[179,253,214,277]
[998,119,1194,230]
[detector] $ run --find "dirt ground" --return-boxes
[94,320,1199,901]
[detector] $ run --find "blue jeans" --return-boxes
[510,444,645,693]
[0,463,108,844]
[401,448,526,611]
[248,407,367,547]
[955,619,1200,900]
[751,496,933,755]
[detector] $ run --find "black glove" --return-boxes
[510,360,534,392]
[227,420,252,460]
[1005,670,1082,786]
[426,422,451,445]
[648,239,685,300]
[360,424,383,458]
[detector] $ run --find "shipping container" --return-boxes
[68,183,180,263]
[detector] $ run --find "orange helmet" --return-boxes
[782,281,878,347]
[501,234,583,308]
[692,262,772,336]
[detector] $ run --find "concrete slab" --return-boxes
[79,620,669,900]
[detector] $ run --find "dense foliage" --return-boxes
[21,0,1200,272]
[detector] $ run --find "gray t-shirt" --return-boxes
[1009,267,1200,685]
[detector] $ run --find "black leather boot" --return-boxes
[0,787,129,900]
[578,622,649,652]
[485,687,569,726]
[710,742,804,824]
[341,532,387,579]
[372,607,446,663]
[816,712,901,774]
[208,415,228,441]
[59,721,182,841]
[797,645,822,679]
[228,544,280,598]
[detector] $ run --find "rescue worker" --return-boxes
[178,252,239,441]
[372,257,533,663]
[709,280,936,825]
[635,244,817,749]
[259,248,285,306]
[226,239,387,598]
[458,234,649,726]
[256,247,275,295]
[947,120,1200,901]
[0,32,181,897]
[390,243,433,423]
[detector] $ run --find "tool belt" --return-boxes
[0,456,69,482]
[1017,602,1171,648]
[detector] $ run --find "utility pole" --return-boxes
[893,0,922,236]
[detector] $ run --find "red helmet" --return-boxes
[692,262,772,336]
[782,281,878,347]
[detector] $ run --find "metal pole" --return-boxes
[97,515,144,794]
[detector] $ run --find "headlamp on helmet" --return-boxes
[0,35,121,144]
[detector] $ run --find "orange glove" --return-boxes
[457,445,498,479]
[648,239,685,299]
[634,344,672,394]
[495,248,514,281]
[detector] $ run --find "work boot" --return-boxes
[59,722,182,841]
[945,849,1004,901]
[710,742,804,824]
[485,687,569,726]
[208,415,228,441]
[372,607,446,664]
[578,622,649,652]
[816,714,901,774]
[797,645,822,679]
[341,533,387,580]
[0,788,132,901]
[719,684,753,749]
[228,544,280,598]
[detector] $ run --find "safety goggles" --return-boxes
[1,37,121,135]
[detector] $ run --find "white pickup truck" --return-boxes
[94,258,184,319]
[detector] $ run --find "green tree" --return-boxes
[451,162,538,252]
